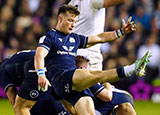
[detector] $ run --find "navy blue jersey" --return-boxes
[38,29,88,71]
[89,84,134,114]
[0,50,35,88]
[89,84,105,96]
[2,50,35,78]
[3,50,35,64]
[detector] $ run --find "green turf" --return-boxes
[134,101,160,115]
[0,99,14,115]
[0,99,160,115]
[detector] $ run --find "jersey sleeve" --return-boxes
[77,34,88,48]
[92,0,104,9]
[38,34,54,51]
[89,83,105,96]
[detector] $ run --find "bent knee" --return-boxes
[119,102,133,112]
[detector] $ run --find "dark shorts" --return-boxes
[30,87,69,115]
[17,61,42,101]
[95,89,134,114]
[51,69,93,106]
[17,72,41,100]
[18,62,93,105]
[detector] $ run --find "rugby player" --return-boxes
[13,5,151,115]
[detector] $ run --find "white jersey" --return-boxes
[69,0,105,70]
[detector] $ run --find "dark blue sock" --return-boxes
[116,66,126,78]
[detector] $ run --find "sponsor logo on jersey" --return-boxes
[69,46,74,51]
[57,46,76,56]
[62,46,68,51]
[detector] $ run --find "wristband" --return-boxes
[37,68,46,76]
[114,28,124,39]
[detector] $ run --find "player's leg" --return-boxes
[31,93,70,115]
[72,68,118,91]
[0,65,17,106]
[72,51,152,91]
[14,95,36,115]
[14,64,41,115]
[110,89,136,115]
[74,96,95,115]
[53,72,96,115]
[6,86,17,106]
[61,99,77,115]
[115,102,136,115]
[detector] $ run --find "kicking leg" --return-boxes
[14,95,36,115]
[72,68,119,91]
[72,51,152,91]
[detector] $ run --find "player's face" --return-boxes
[79,62,89,70]
[60,12,78,34]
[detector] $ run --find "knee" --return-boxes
[118,103,133,113]
[13,97,34,115]
[75,96,95,115]
[13,102,21,114]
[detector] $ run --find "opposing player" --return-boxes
[76,55,137,115]
[0,50,69,115]
[68,1,137,114]
[13,5,151,115]
[68,0,127,71]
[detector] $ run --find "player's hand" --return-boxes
[122,16,136,34]
[38,75,51,92]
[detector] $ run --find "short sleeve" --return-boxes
[38,34,54,51]
[77,34,88,48]
[89,83,105,96]
[92,0,104,9]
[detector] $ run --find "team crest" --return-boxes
[69,37,75,43]
[30,90,39,98]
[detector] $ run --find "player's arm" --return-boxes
[103,0,126,7]
[34,47,48,71]
[6,86,17,106]
[86,17,136,48]
[96,83,113,102]
[34,47,51,91]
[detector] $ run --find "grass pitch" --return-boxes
[0,99,160,115]
[0,99,14,115]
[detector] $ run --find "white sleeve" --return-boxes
[92,0,104,9]
[68,0,73,5]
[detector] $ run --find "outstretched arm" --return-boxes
[86,17,136,47]
[103,0,126,7]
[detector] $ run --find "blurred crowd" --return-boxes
[0,0,160,86]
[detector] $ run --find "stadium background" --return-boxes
[0,0,160,114]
